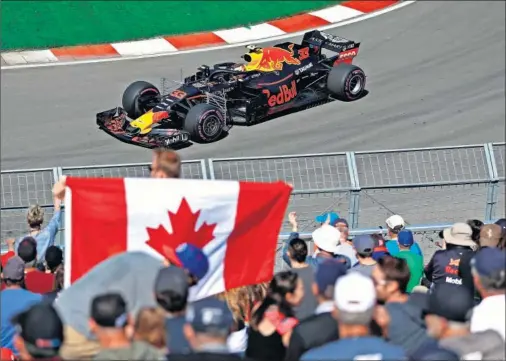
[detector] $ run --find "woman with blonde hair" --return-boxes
[15,196,62,264]
[133,307,167,352]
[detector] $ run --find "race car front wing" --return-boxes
[96,107,191,149]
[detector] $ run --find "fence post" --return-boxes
[484,143,499,221]
[346,152,361,229]
[207,159,216,180]
[199,160,208,180]
[52,167,65,247]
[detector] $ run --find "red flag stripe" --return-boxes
[224,181,292,289]
[67,177,128,283]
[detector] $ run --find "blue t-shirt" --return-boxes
[386,240,423,259]
[166,315,191,354]
[301,336,407,360]
[1,288,42,353]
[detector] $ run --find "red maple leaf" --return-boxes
[145,198,216,265]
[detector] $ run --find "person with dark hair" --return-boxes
[285,260,346,361]
[245,271,304,361]
[421,283,505,360]
[1,257,42,355]
[90,293,164,360]
[154,266,191,355]
[285,238,317,320]
[43,265,64,304]
[301,273,406,360]
[11,303,65,360]
[18,237,55,294]
[494,218,506,249]
[466,219,484,243]
[350,235,377,277]
[469,248,505,340]
[44,246,63,274]
[372,256,430,357]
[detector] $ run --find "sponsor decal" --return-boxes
[170,89,186,99]
[222,87,234,93]
[262,80,297,107]
[320,32,349,43]
[446,276,462,285]
[192,82,206,88]
[165,133,189,145]
[295,62,313,76]
[246,44,301,72]
[298,47,310,60]
[339,48,358,60]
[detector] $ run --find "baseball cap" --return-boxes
[398,230,415,247]
[186,297,234,335]
[443,223,475,248]
[3,256,25,281]
[315,212,339,225]
[334,272,376,314]
[471,247,506,277]
[11,303,64,358]
[17,237,37,263]
[315,259,347,298]
[427,284,474,322]
[154,265,189,296]
[416,346,460,361]
[352,234,376,254]
[386,214,405,229]
[495,218,506,233]
[176,243,209,281]
[312,224,341,253]
[479,224,502,246]
[90,293,129,328]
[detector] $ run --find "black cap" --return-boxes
[11,303,64,358]
[18,237,37,263]
[154,266,189,296]
[427,284,474,322]
[90,293,129,328]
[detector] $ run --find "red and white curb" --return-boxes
[1,1,407,66]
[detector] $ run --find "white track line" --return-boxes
[1,1,416,71]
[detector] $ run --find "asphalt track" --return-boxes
[1,1,505,255]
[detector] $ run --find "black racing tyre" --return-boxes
[122,81,160,119]
[184,103,225,143]
[327,63,366,101]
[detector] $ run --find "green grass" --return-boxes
[1,1,340,51]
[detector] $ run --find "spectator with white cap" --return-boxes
[384,214,423,257]
[300,272,406,360]
[424,223,476,288]
[469,247,505,340]
[283,213,350,269]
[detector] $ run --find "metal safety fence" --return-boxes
[2,143,505,258]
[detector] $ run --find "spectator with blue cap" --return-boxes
[350,235,377,277]
[175,243,210,286]
[384,215,423,257]
[394,230,424,293]
[282,212,351,269]
[285,259,346,361]
[314,212,340,227]
[469,247,505,339]
[170,297,240,360]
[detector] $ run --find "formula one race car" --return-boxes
[96,30,366,149]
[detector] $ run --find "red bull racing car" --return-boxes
[97,30,366,149]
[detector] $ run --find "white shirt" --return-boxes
[470,294,505,340]
[315,301,334,315]
[227,326,248,353]
[335,243,358,266]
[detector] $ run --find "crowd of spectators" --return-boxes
[1,148,505,360]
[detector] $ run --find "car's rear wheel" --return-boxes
[184,103,225,143]
[122,81,160,119]
[327,63,366,101]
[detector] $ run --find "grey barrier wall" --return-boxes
[2,143,504,260]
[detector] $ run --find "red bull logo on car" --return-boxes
[262,80,297,107]
[244,44,301,72]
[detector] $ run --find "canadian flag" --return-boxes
[63,177,291,301]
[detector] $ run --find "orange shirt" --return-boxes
[24,270,55,294]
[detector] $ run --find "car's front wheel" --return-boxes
[327,63,366,101]
[122,81,160,119]
[184,103,226,143]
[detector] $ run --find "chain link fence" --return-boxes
[2,143,504,258]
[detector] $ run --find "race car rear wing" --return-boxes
[302,30,360,55]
